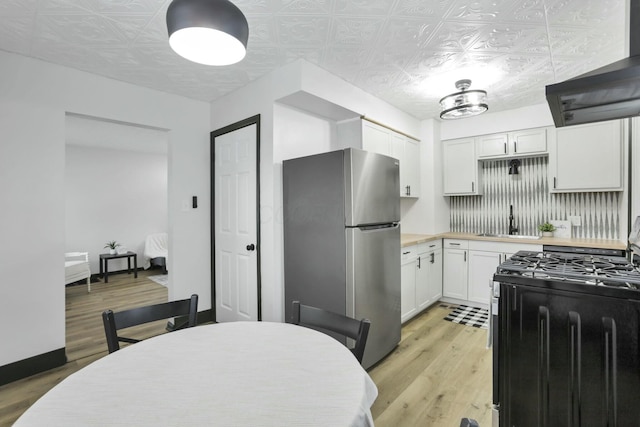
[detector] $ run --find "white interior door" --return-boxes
[214,122,258,322]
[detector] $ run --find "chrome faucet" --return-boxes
[509,205,518,235]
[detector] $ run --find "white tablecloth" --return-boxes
[15,322,378,426]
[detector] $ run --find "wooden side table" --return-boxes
[99,252,138,283]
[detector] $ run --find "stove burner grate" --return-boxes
[498,250,640,290]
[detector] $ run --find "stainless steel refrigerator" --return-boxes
[283,148,401,369]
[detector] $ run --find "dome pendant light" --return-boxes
[166,0,249,66]
[439,79,488,120]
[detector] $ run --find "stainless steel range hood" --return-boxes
[546,0,640,127]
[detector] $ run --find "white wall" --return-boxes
[273,103,333,163]
[210,59,422,322]
[401,119,450,234]
[299,61,421,137]
[65,145,168,274]
[0,50,210,367]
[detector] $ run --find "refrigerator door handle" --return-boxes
[357,222,400,231]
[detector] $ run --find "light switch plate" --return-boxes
[568,215,581,226]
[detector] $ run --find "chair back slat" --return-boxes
[291,301,370,365]
[102,294,198,353]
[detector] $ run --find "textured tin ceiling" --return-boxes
[0,0,627,119]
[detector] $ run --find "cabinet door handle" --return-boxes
[430,253,434,264]
[553,177,557,189]
[429,244,436,248]
[471,181,474,192]
[405,185,410,196]
[402,251,410,255]
[417,256,421,269]
[503,142,507,154]
[514,141,518,153]
[464,251,467,262]
[449,243,460,246]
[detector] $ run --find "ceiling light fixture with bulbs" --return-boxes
[166,0,249,66]
[439,79,488,120]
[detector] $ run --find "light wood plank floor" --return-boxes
[0,269,168,426]
[1,282,492,426]
[369,304,493,426]
[64,269,169,362]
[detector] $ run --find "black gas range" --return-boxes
[491,247,640,426]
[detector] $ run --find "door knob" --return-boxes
[246,243,255,251]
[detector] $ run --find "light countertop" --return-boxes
[401,232,626,251]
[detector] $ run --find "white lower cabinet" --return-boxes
[401,240,442,323]
[467,251,502,305]
[401,247,418,322]
[442,239,469,300]
[443,239,543,307]
[418,245,442,311]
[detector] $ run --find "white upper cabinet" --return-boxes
[476,133,508,158]
[443,137,482,195]
[477,128,548,159]
[362,120,391,156]
[392,134,420,197]
[549,120,624,192]
[340,119,421,198]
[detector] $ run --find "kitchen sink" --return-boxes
[476,233,541,240]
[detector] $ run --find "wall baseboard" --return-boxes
[0,348,66,386]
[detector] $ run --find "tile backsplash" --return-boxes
[449,157,621,240]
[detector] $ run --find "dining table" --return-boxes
[14,321,379,426]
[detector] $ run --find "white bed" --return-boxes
[65,252,91,292]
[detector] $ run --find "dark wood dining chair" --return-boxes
[102,294,198,353]
[291,300,371,365]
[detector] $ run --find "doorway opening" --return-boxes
[64,113,169,361]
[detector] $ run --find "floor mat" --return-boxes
[444,305,489,329]
[148,275,168,287]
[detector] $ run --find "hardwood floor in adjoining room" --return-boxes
[64,269,169,362]
[370,304,493,426]
[0,269,168,427]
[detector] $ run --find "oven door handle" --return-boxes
[487,281,498,348]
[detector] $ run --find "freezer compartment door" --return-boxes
[347,223,401,369]
[344,148,400,226]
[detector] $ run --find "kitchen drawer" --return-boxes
[401,245,418,263]
[443,239,468,249]
[468,240,542,253]
[418,239,441,255]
